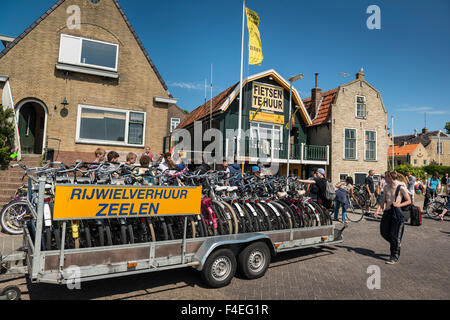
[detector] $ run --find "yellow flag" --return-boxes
[246,7,263,66]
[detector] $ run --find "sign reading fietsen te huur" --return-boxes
[53,186,202,220]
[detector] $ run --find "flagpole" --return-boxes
[238,0,245,171]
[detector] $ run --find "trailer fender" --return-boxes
[192,234,275,271]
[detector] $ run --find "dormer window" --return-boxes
[356,96,366,118]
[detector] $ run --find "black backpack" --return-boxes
[394,185,421,226]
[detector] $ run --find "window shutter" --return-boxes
[59,34,81,65]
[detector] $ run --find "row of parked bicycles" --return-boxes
[0,161,334,251]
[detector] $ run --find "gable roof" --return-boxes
[303,88,338,126]
[388,143,420,157]
[0,0,171,97]
[178,83,239,129]
[394,131,448,148]
[178,69,312,129]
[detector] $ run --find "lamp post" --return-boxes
[286,74,304,177]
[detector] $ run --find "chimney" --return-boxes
[356,68,365,81]
[311,73,322,118]
[422,128,428,134]
[414,129,417,137]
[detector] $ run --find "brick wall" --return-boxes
[330,79,388,184]
[0,0,170,160]
[167,104,188,137]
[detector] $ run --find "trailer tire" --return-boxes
[238,242,271,280]
[201,249,236,288]
[1,285,21,301]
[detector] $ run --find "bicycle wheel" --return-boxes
[346,198,364,222]
[128,224,135,244]
[254,203,271,231]
[221,201,239,234]
[211,202,233,235]
[272,201,293,230]
[261,202,283,230]
[0,200,29,235]
[243,203,260,232]
[426,200,445,220]
[231,202,249,234]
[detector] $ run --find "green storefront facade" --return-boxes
[175,70,329,177]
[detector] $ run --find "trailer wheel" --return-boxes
[1,286,21,301]
[201,249,236,288]
[238,242,271,280]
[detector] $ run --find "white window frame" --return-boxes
[170,118,181,133]
[344,127,358,160]
[59,34,119,72]
[339,173,349,181]
[437,142,443,155]
[355,96,367,119]
[364,130,377,161]
[76,104,146,147]
[249,121,283,158]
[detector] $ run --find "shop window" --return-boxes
[77,105,145,146]
[59,34,119,71]
[250,122,283,158]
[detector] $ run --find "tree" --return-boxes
[0,105,15,166]
[445,122,450,134]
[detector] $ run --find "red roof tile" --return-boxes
[178,83,239,129]
[388,144,419,157]
[303,89,338,126]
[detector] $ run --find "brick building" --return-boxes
[304,70,389,185]
[163,104,188,153]
[0,0,176,164]
[394,129,450,166]
[388,142,429,167]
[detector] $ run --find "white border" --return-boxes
[76,104,146,147]
[59,34,119,72]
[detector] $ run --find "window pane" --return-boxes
[81,39,117,69]
[80,108,126,142]
[128,123,143,145]
[130,112,145,123]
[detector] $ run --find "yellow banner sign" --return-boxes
[252,82,284,113]
[53,186,202,220]
[250,111,284,125]
[246,7,263,66]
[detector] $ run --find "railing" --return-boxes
[303,144,328,161]
[247,139,328,163]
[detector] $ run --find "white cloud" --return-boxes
[397,106,448,114]
[168,81,204,90]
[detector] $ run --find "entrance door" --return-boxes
[19,105,37,154]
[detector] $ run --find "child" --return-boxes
[90,148,106,180]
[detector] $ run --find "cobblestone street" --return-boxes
[1,196,449,300]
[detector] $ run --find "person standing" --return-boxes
[334,176,359,225]
[423,172,441,211]
[142,146,154,160]
[364,170,376,215]
[441,173,449,195]
[377,174,386,205]
[297,168,332,210]
[374,171,411,265]
[405,172,416,204]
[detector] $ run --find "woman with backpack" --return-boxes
[334,176,359,225]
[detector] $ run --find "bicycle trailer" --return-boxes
[0,177,345,300]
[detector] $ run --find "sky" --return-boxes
[1,0,449,136]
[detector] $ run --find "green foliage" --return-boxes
[422,164,450,176]
[0,105,15,166]
[446,122,450,134]
[394,163,427,180]
[395,163,450,180]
